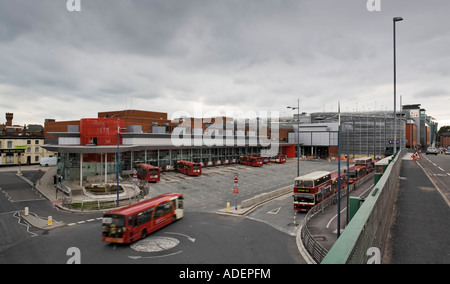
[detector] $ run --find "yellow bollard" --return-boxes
[227,202,230,210]
[48,216,53,226]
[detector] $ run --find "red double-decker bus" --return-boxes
[354,157,375,173]
[293,171,332,212]
[102,193,184,244]
[269,154,286,163]
[347,165,368,184]
[176,160,202,176]
[136,163,160,182]
[239,155,263,167]
[331,172,348,195]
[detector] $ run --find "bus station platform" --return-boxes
[306,154,450,264]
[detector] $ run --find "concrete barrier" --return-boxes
[240,185,291,209]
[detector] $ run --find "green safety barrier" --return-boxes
[321,149,406,264]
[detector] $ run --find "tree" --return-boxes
[437,125,450,140]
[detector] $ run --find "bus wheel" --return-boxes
[141,229,147,239]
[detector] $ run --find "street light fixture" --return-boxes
[287,99,301,177]
[393,16,403,156]
[117,122,127,206]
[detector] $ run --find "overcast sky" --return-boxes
[1,0,449,127]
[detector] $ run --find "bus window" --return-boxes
[131,215,138,227]
[154,202,172,219]
[103,214,125,227]
[294,194,314,203]
[177,198,184,209]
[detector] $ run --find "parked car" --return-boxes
[426,147,438,155]
[446,146,450,155]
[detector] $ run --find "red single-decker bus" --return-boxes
[176,160,202,176]
[269,154,286,163]
[136,163,160,182]
[240,156,263,167]
[102,193,184,244]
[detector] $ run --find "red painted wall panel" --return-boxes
[80,118,124,146]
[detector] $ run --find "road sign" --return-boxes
[234,177,238,183]
[233,188,239,194]
[411,151,421,161]
[234,172,239,178]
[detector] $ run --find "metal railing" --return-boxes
[321,149,406,264]
[300,175,367,263]
[301,196,337,263]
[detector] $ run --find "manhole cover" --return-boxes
[130,236,180,253]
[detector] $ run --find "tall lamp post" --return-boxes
[117,122,127,206]
[393,16,403,155]
[287,99,300,177]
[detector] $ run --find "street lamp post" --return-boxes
[287,99,300,177]
[393,17,403,155]
[117,122,127,206]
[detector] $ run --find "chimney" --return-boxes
[5,113,13,126]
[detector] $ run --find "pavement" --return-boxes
[18,211,65,231]
[12,165,141,231]
[385,157,450,264]
[19,157,448,264]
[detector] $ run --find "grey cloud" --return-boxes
[0,0,449,126]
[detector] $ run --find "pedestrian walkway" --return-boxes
[385,159,450,264]
[14,165,142,212]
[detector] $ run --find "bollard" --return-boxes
[226,202,230,210]
[48,216,53,226]
[24,207,29,216]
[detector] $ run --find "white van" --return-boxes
[40,157,57,167]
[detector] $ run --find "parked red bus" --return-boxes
[331,172,348,195]
[347,165,368,184]
[136,163,160,182]
[239,155,263,167]
[269,154,286,163]
[293,171,332,212]
[354,157,375,173]
[176,160,202,176]
[102,193,184,244]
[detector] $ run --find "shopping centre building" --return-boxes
[41,106,437,185]
[42,110,294,184]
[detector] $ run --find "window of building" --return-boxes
[5,154,14,164]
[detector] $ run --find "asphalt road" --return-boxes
[0,159,344,264]
[0,211,304,264]
[148,159,341,213]
[419,153,450,205]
